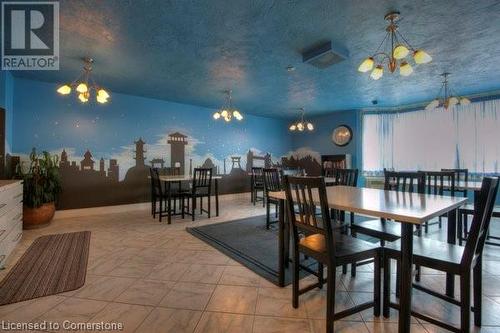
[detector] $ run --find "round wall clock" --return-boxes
[331,125,353,147]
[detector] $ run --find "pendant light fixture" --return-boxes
[56,57,110,104]
[358,11,432,80]
[425,73,471,111]
[289,108,314,132]
[213,90,243,122]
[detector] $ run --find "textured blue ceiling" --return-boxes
[10,0,500,118]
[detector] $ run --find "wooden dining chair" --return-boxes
[349,171,424,277]
[421,170,456,232]
[442,168,469,197]
[182,168,212,221]
[149,167,160,218]
[280,168,304,177]
[263,168,281,229]
[283,176,381,333]
[383,177,499,333]
[329,168,358,187]
[149,167,182,223]
[251,167,265,206]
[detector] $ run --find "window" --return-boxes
[362,99,500,175]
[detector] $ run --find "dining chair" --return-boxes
[263,168,281,229]
[349,171,424,277]
[421,170,456,232]
[383,177,499,333]
[283,176,381,333]
[150,167,183,223]
[329,168,358,187]
[251,167,265,206]
[280,168,304,177]
[149,167,159,218]
[182,168,213,221]
[442,168,469,197]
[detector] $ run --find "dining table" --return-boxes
[268,184,467,333]
[158,175,223,223]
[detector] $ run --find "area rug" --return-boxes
[0,231,91,306]
[186,215,316,286]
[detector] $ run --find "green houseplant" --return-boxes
[17,149,61,229]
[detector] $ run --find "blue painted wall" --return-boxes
[0,70,14,153]
[10,77,292,209]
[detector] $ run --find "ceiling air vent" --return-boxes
[302,41,348,69]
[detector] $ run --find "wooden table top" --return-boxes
[268,186,467,225]
[158,175,223,182]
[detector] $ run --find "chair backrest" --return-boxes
[263,168,281,192]
[280,168,304,177]
[420,170,455,196]
[283,176,334,256]
[251,167,264,185]
[441,168,468,183]
[384,170,425,193]
[331,168,358,187]
[192,168,212,193]
[149,167,163,195]
[461,177,499,267]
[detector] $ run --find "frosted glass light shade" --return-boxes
[78,93,89,103]
[213,112,220,119]
[370,65,384,80]
[76,83,88,93]
[57,84,71,95]
[448,97,459,107]
[425,99,440,111]
[460,97,471,105]
[289,124,296,131]
[399,61,413,76]
[413,49,432,64]
[97,89,110,99]
[393,45,409,59]
[358,57,374,72]
[306,122,314,131]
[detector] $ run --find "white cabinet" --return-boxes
[0,180,23,269]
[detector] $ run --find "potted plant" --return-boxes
[17,149,61,229]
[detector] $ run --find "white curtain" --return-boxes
[362,99,500,174]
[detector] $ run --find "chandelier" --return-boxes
[213,90,243,122]
[358,11,432,80]
[289,108,314,132]
[425,73,471,111]
[56,57,110,104]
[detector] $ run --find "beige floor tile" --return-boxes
[309,319,370,333]
[73,276,136,301]
[108,261,156,278]
[302,290,361,321]
[181,264,225,284]
[35,297,108,326]
[365,321,428,333]
[89,302,153,333]
[194,311,254,333]
[206,285,258,314]
[135,307,202,333]
[253,316,311,333]
[219,266,261,287]
[159,282,215,310]
[0,296,66,322]
[255,287,307,318]
[115,279,175,306]
[147,262,191,281]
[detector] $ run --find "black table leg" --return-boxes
[446,208,457,297]
[167,181,172,224]
[278,198,285,287]
[215,179,219,216]
[399,222,414,333]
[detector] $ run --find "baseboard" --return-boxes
[54,192,251,219]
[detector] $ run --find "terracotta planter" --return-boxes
[23,202,56,229]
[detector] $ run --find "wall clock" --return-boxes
[331,125,352,147]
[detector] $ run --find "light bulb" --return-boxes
[289,124,296,131]
[370,65,384,80]
[393,45,409,59]
[306,122,314,131]
[399,61,413,76]
[224,116,231,122]
[413,49,432,64]
[78,92,89,103]
[233,110,242,120]
[297,122,304,131]
[220,109,228,118]
[425,99,440,111]
[97,89,110,99]
[76,83,88,93]
[460,97,471,105]
[57,84,71,95]
[358,57,374,72]
[213,112,221,120]
[96,95,108,104]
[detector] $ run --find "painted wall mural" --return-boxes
[10,78,292,209]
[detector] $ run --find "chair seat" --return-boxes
[299,233,379,264]
[460,203,500,217]
[385,237,464,273]
[351,219,401,242]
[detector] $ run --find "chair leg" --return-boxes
[425,220,429,233]
[473,258,482,327]
[415,265,421,282]
[350,230,357,277]
[326,264,335,333]
[181,197,185,219]
[458,212,463,246]
[159,198,163,222]
[266,198,270,230]
[292,247,300,308]
[208,195,211,218]
[460,272,471,333]
[200,197,203,214]
[439,216,442,229]
[263,192,265,207]
[318,263,324,289]
[374,254,381,317]
[383,255,391,318]
[395,260,400,298]
[342,264,347,275]
[192,197,196,221]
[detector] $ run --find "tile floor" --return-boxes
[1,193,500,332]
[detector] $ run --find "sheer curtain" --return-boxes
[362,99,500,174]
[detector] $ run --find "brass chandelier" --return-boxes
[358,11,432,80]
[56,57,110,104]
[425,73,471,111]
[289,108,314,132]
[213,90,243,122]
